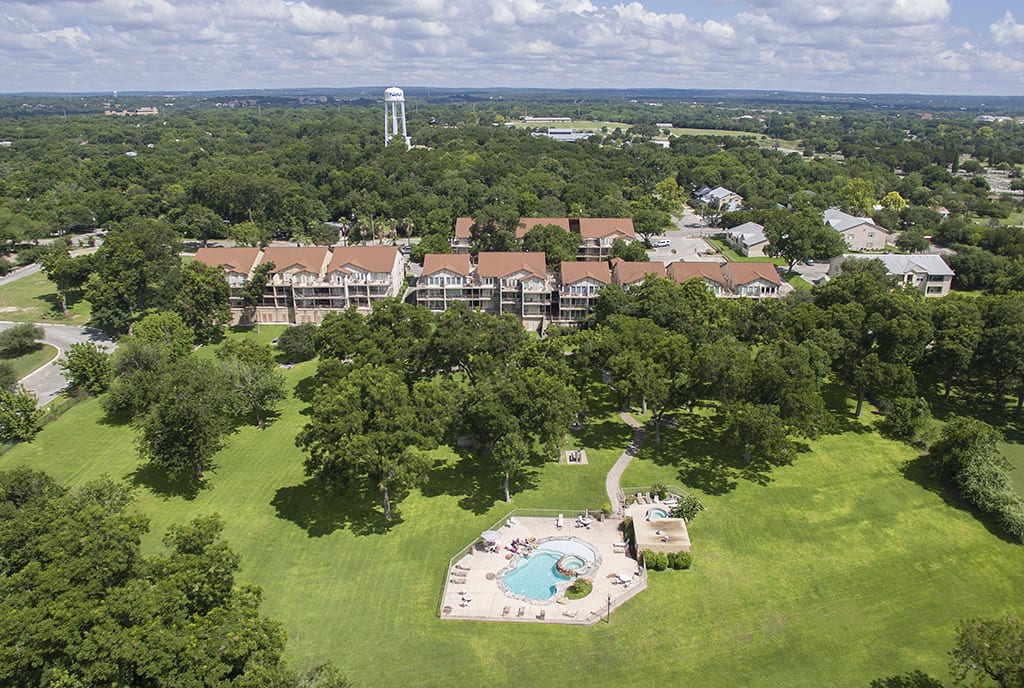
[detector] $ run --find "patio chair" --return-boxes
[556,514,563,529]
[517,607,525,617]
[538,609,546,620]
[443,606,452,614]
[502,606,511,617]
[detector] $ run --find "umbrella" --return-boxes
[618,571,633,583]
[481,530,502,542]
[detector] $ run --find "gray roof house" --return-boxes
[823,208,893,251]
[828,253,954,297]
[695,186,744,212]
[725,221,769,257]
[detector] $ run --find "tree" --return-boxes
[880,190,908,213]
[240,261,274,324]
[217,338,277,370]
[0,386,42,443]
[58,342,113,395]
[928,295,982,397]
[493,432,530,503]
[130,311,194,360]
[0,473,317,686]
[610,237,650,262]
[86,217,181,334]
[0,362,16,391]
[840,177,876,216]
[176,261,231,343]
[721,402,794,466]
[137,357,234,480]
[277,323,319,362]
[521,223,581,268]
[764,207,846,272]
[951,614,1024,688]
[174,204,227,246]
[0,323,44,356]
[39,246,93,316]
[670,493,705,522]
[315,308,368,360]
[896,227,930,253]
[220,356,286,429]
[229,219,272,247]
[296,364,453,520]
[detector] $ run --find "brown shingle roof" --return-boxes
[327,245,400,274]
[260,247,330,275]
[560,261,611,285]
[193,247,261,276]
[476,252,548,280]
[454,217,474,239]
[516,218,571,239]
[577,218,635,240]
[723,261,781,286]
[422,253,471,277]
[668,261,728,287]
[611,259,667,286]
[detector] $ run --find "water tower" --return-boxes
[384,87,410,149]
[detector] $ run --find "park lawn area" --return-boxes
[5,359,1024,686]
[705,237,786,266]
[3,343,58,379]
[784,272,814,291]
[0,271,91,325]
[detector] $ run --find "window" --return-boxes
[926,286,944,294]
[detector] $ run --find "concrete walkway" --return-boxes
[605,412,646,515]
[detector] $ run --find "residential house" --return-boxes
[417,253,472,312]
[575,218,636,260]
[474,252,552,320]
[723,262,781,298]
[450,216,634,261]
[668,261,729,296]
[557,261,611,323]
[259,247,331,324]
[828,253,955,297]
[824,208,893,251]
[325,246,404,313]
[193,247,261,311]
[610,258,667,289]
[695,186,744,212]
[725,221,769,257]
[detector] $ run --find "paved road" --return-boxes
[0,322,115,407]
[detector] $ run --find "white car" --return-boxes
[652,238,672,248]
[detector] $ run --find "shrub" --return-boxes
[276,323,318,362]
[671,494,705,522]
[0,323,44,357]
[0,257,11,276]
[649,484,669,500]
[643,550,668,571]
[668,551,693,570]
[565,578,592,600]
[878,396,932,445]
[58,342,113,395]
[0,362,16,391]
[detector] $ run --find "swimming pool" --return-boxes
[647,506,670,519]
[500,537,601,602]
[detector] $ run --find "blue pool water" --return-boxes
[648,506,669,519]
[501,538,599,601]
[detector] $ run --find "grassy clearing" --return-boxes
[3,350,1023,687]
[705,238,786,266]
[3,343,59,380]
[0,272,91,325]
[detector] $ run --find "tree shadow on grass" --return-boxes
[821,381,873,435]
[271,477,402,537]
[125,462,203,501]
[640,412,740,495]
[293,374,319,406]
[900,453,1021,545]
[420,448,535,516]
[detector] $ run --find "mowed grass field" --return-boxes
[0,271,91,325]
[3,341,1024,687]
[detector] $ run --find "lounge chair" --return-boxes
[562,610,579,618]
[517,607,525,617]
[538,609,546,620]
[502,606,511,617]
[556,514,563,529]
[449,577,466,584]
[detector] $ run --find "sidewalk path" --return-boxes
[0,322,115,407]
[605,412,646,515]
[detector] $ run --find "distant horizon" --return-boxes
[3,85,1022,103]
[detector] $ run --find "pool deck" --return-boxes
[441,515,645,625]
[628,502,691,554]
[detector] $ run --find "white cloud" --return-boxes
[0,0,1018,94]
[990,11,1024,45]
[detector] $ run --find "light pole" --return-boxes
[606,593,611,624]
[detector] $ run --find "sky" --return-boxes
[1,0,1022,96]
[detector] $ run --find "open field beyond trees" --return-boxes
[0,272,91,325]
[4,328,1023,687]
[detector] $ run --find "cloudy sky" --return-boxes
[1,0,1022,95]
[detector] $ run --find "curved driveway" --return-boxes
[0,322,115,407]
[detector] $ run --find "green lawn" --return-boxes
[2,343,58,379]
[705,238,787,266]
[0,271,91,325]
[3,360,1023,687]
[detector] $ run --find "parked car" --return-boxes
[652,238,672,248]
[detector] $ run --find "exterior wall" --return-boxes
[899,271,953,297]
[841,224,890,251]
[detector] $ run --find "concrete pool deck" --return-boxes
[441,515,645,625]
[628,502,692,554]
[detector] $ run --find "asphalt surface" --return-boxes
[0,322,115,407]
